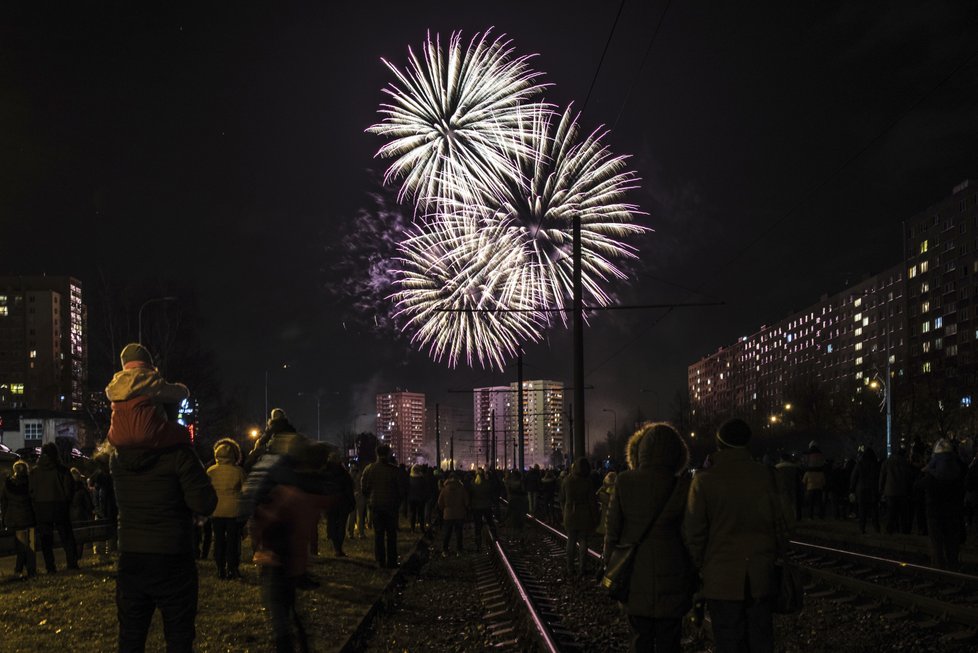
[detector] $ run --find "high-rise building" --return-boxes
[508,380,565,469]
[473,386,510,468]
[0,276,87,411]
[689,264,906,426]
[903,179,978,398]
[376,390,425,464]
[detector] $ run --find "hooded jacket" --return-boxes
[562,460,599,532]
[207,438,246,519]
[106,362,192,449]
[111,445,217,554]
[437,477,470,520]
[683,445,781,601]
[607,425,693,617]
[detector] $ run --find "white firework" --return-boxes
[443,105,648,321]
[368,29,551,209]
[391,217,545,369]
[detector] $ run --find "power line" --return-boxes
[612,0,673,131]
[433,301,722,313]
[587,44,978,376]
[580,0,628,114]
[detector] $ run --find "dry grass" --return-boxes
[0,523,417,653]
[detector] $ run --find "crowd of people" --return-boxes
[2,342,977,653]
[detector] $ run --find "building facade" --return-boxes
[903,179,978,399]
[508,380,565,469]
[376,390,426,464]
[0,276,87,412]
[473,386,510,469]
[690,180,978,431]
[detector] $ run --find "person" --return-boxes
[437,471,469,556]
[850,445,881,534]
[879,445,913,535]
[360,444,402,569]
[408,464,429,532]
[562,458,598,577]
[503,470,528,539]
[111,424,217,652]
[469,467,496,550]
[595,470,616,565]
[774,453,801,521]
[607,424,693,653]
[539,469,557,522]
[921,439,966,569]
[89,441,118,556]
[347,463,367,539]
[105,343,192,449]
[323,451,355,557]
[525,464,542,515]
[30,442,78,573]
[684,419,784,653]
[69,467,94,560]
[966,454,978,536]
[207,438,246,579]
[801,464,826,519]
[2,460,37,578]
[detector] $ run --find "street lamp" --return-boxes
[137,296,177,345]
[249,428,260,439]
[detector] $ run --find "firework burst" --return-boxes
[367,29,550,208]
[391,218,544,370]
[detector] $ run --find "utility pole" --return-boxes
[567,404,575,462]
[885,331,893,456]
[450,430,455,471]
[490,407,497,471]
[517,350,525,471]
[572,214,586,463]
[435,403,441,471]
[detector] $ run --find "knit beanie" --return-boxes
[120,343,153,367]
[717,418,751,448]
[933,439,953,455]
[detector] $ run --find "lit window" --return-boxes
[855,371,863,380]
[855,356,863,365]
[855,342,863,351]
[854,298,862,308]
[863,317,869,327]
[921,282,929,293]
[935,317,943,329]
[920,239,928,253]
[854,313,862,322]
[889,355,896,364]
[855,327,863,336]
[962,396,973,407]
[827,344,833,353]
[923,341,931,353]
[921,301,930,313]
[0,306,6,316]
[922,321,930,333]
[920,261,929,273]
[923,362,932,373]
[11,383,24,395]
[24,422,42,440]
[909,265,918,279]
[29,350,36,359]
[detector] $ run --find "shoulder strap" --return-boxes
[633,474,686,547]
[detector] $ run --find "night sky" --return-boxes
[3,2,978,444]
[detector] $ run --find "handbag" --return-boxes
[601,489,671,602]
[767,469,804,614]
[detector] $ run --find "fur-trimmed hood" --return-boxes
[626,428,648,470]
[629,422,689,476]
[213,437,242,465]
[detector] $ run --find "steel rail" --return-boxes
[790,538,978,586]
[487,531,562,653]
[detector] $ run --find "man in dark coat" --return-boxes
[360,444,402,568]
[850,445,881,534]
[684,419,783,653]
[30,442,78,573]
[111,439,217,652]
[562,458,598,576]
[607,424,693,652]
[879,445,913,534]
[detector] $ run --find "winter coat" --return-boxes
[361,460,402,511]
[111,445,217,555]
[562,463,599,532]
[879,452,913,497]
[1,474,35,529]
[595,484,613,536]
[70,480,94,523]
[437,478,470,520]
[408,475,429,503]
[922,452,966,523]
[105,361,191,449]
[524,468,542,493]
[774,461,800,501]
[469,477,494,511]
[29,454,74,523]
[607,428,694,618]
[802,470,826,492]
[321,461,356,515]
[684,447,782,601]
[207,462,246,519]
[850,451,881,500]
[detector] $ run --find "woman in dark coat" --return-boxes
[29,443,78,573]
[1,460,37,577]
[605,423,693,653]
